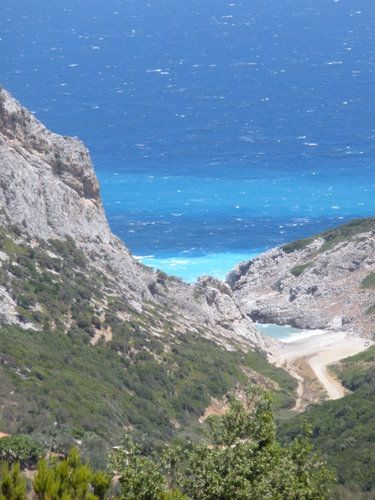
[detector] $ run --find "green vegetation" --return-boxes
[0,436,42,468]
[111,391,334,499]
[0,228,104,338]
[33,448,111,500]
[361,272,375,290]
[279,346,375,496]
[0,448,111,500]
[290,261,313,277]
[0,225,296,455]
[366,305,375,315]
[0,462,26,500]
[0,325,296,447]
[0,393,333,499]
[282,217,375,254]
[281,237,314,254]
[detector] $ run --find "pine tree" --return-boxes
[0,462,27,500]
[33,448,110,500]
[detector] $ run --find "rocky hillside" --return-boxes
[228,219,375,337]
[0,88,294,449]
[0,87,271,352]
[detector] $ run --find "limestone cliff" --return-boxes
[228,219,375,337]
[0,87,268,351]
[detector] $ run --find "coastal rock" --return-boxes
[0,87,264,351]
[228,222,375,337]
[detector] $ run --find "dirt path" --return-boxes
[308,357,345,400]
[291,370,305,411]
[270,331,372,406]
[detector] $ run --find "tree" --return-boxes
[110,437,166,499]
[33,447,111,499]
[112,390,334,499]
[170,391,334,499]
[0,462,27,500]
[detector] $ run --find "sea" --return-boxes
[255,324,327,344]
[1,0,375,283]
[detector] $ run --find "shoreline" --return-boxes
[269,331,372,404]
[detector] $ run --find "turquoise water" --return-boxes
[139,252,258,283]
[256,323,326,343]
[256,324,303,341]
[1,0,375,281]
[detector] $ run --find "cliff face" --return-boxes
[0,87,268,351]
[228,219,375,337]
[0,88,103,238]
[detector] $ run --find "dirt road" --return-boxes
[271,331,371,404]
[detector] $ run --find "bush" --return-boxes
[291,262,312,277]
[111,391,334,499]
[361,272,375,290]
[0,435,42,467]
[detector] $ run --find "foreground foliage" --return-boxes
[0,393,333,499]
[33,448,111,500]
[112,391,334,499]
[0,462,26,500]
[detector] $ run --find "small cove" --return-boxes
[255,323,327,344]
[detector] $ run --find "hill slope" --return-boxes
[0,88,295,449]
[0,87,269,352]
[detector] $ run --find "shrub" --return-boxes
[290,262,312,277]
[0,435,42,467]
[112,391,334,499]
[361,272,375,290]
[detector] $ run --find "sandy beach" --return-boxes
[271,331,372,402]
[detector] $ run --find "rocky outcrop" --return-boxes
[228,220,375,337]
[0,87,265,351]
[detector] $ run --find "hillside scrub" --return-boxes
[0,393,334,499]
[0,227,296,450]
[282,218,375,255]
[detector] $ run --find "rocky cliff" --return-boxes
[228,219,375,337]
[0,87,268,352]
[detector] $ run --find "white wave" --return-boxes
[281,329,327,344]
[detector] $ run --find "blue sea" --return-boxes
[1,0,375,281]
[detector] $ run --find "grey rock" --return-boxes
[228,228,375,337]
[0,87,267,352]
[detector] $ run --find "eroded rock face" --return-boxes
[0,88,153,313]
[0,87,265,351]
[0,88,105,239]
[228,227,375,337]
[0,286,17,324]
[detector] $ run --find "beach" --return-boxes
[270,331,372,403]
